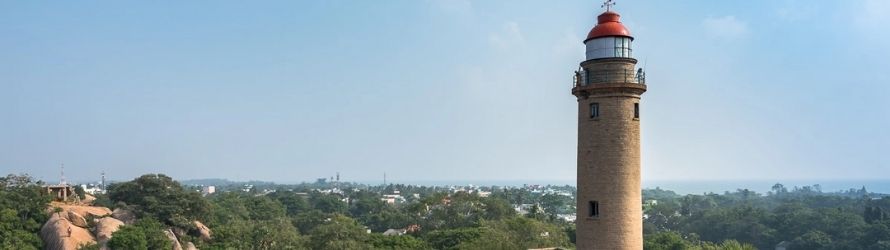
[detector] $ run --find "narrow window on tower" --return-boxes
[589,201,599,217]
[634,103,640,119]
[590,103,599,119]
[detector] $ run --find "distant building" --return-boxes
[45,184,74,202]
[557,214,577,223]
[382,228,406,236]
[382,194,405,204]
[202,186,216,196]
[80,184,104,195]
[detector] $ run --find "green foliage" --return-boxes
[0,174,51,250]
[91,193,114,209]
[539,193,571,216]
[360,207,411,233]
[309,192,348,214]
[74,185,86,198]
[644,231,692,250]
[107,218,172,250]
[644,186,890,249]
[107,225,148,250]
[268,190,311,216]
[789,230,832,250]
[309,214,370,250]
[368,234,431,250]
[201,191,307,249]
[416,192,517,232]
[643,231,756,250]
[293,209,328,234]
[246,195,287,221]
[205,218,307,249]
[108,174,209,226]
[456,217,571,250]
[77,243,101,250]
[424,228,483,250]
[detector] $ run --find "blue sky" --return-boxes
[1,1,888,184]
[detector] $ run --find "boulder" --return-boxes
[82,194,96,205]
[193,221,212,241]
[40,213,97,250]
[61,204,112,218]
[112,208,136,225]
[186,242,199,250]
[93,217,125,244]
[164,228,184,250]
[67,210,89,228]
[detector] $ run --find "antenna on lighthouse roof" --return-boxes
[602,0,616,12]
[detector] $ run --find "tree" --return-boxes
[644,231,691,250]
[107,225,148,250]
[293,210,328,234]
[246,196,286,221]
[349,190,385,218]
[423,228,483,250]
[268,190,310,216]
[0,174,51,250]
[359,207,411,233]
[790,230,832,250]
[309,192,347,214]
[248,218,307,249]
[368,234,430,250]
[108,174,208,227]
[457,217,571,250]
[308,215,369,250]
[540,193,569,216]
[107,218,171,250]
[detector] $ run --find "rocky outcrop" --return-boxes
[41,203,116,250]
[186,242,199,250]
[193,220,212,241]
[40,213,96,250]
[164,228,184,250]
[82,194,96,204]
[67,210,89,228]
[57,203,112,218]
[112,207,136,225]
[94,217,125,244]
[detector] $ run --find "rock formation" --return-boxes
[112,207,136,225]
[40,213,96,250]
[193,220,212,241]
[164,228,184,250]
[94,217,125,245]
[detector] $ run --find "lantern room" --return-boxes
[584,11,633,60]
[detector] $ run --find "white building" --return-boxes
[202,186,216,196]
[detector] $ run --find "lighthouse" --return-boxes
[572,2,646,249]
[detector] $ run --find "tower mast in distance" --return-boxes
[60,163,66,186]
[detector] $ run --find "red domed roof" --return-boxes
[584,11,632,42]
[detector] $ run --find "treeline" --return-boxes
[99,174,573,249]
[5,172,890,249]
[0,174,51,249]
[642,184,890,250]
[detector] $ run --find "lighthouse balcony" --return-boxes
[573,69,646,88]
[572,69,647,97]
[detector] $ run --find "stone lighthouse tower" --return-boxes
[572,3,646,249]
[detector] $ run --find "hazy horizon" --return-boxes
[51,174,890,196]
[3,1,889,182]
